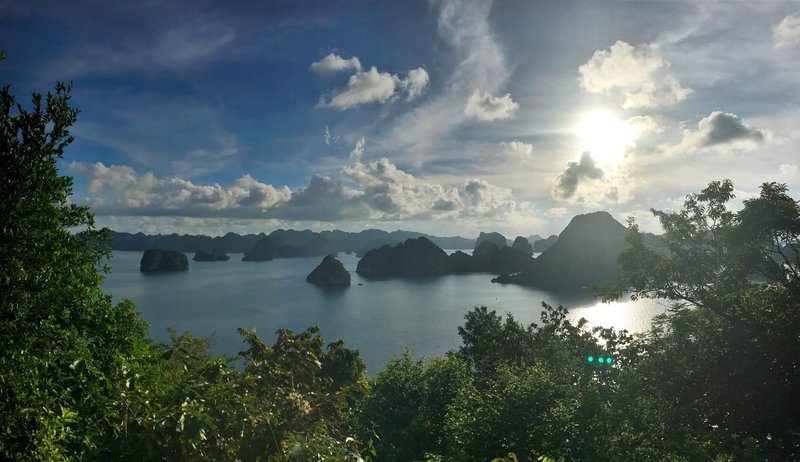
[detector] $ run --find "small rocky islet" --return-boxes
[306,255,351,286]
[139,249,189,272]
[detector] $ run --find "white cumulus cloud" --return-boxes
[69,139,540,227]
[310,53,362,75]
[320,67,398,110]
[463,89,519,121]
[579,41,692,109]
[69,162,293,217]
[399,67,430,100]
[319,66,430,110]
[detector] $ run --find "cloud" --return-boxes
[697,112,765,147]
[69,140,539,226]
[662,111,767,156]
[310,53,362,75]
[319,67,398,109]
[463,90,519,121]
[318,66,429,110]
[48,19,238,79]
[500,140,534,155]
[774,13,800,48]
[546,207,568,218]
[349,137,366,162]
[553,151,604,199]
[324,126,340,146]
[382,0,512,156]
[69,162,293,217]
[626,115,663,134]
[579,41,692,109]
[341,157,458,216]
[780,163,798,176]
[282,175,367,221]
[399,67,430,100]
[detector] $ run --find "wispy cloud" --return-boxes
[499,140,534,155]
[324,126,341,146]
[72,89,240,177]
[382,0,514,158]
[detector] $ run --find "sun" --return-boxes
[575,111,638,167]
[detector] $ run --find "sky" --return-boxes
[2,0,799,238]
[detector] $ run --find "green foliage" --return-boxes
[614,179,800,459]
[360,352,470,462]
[360,304,632,462]
[0,54,150,460]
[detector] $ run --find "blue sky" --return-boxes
[2,0,799,237]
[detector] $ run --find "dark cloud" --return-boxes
[662,111,768,156]
[553,152,604,199]
[700,111,765,147]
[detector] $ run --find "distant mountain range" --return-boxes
[108,229,476,256]
[110,210,662,290]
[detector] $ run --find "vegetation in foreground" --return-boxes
[2,57,799,461]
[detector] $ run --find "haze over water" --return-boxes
[103,251,668,373]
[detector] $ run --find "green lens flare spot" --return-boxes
[587,355,594,363]
[607,357,614,364]
[598,357,605,363]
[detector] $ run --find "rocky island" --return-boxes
[502,211,628,289]
[356,235,535,278]
[306,255,351,286]
[242,232,336,261]
[357,237,450,277]
[140,249,189,273]
[193,247,230,261]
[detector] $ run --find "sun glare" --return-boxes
[575,111,638,167]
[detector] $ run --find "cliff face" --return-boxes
[307,255,351,286]
[140,249,189,272]
[512,236,533,256]
[533,235,558,252]
[465,241,533,274]
[357,237,450,277]
[509,212,628,289]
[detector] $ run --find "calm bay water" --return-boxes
[102,251,668,373]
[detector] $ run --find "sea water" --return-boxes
[102,251,668,373]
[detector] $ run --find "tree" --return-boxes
[614,179,800,459]
[0,53,149,460]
